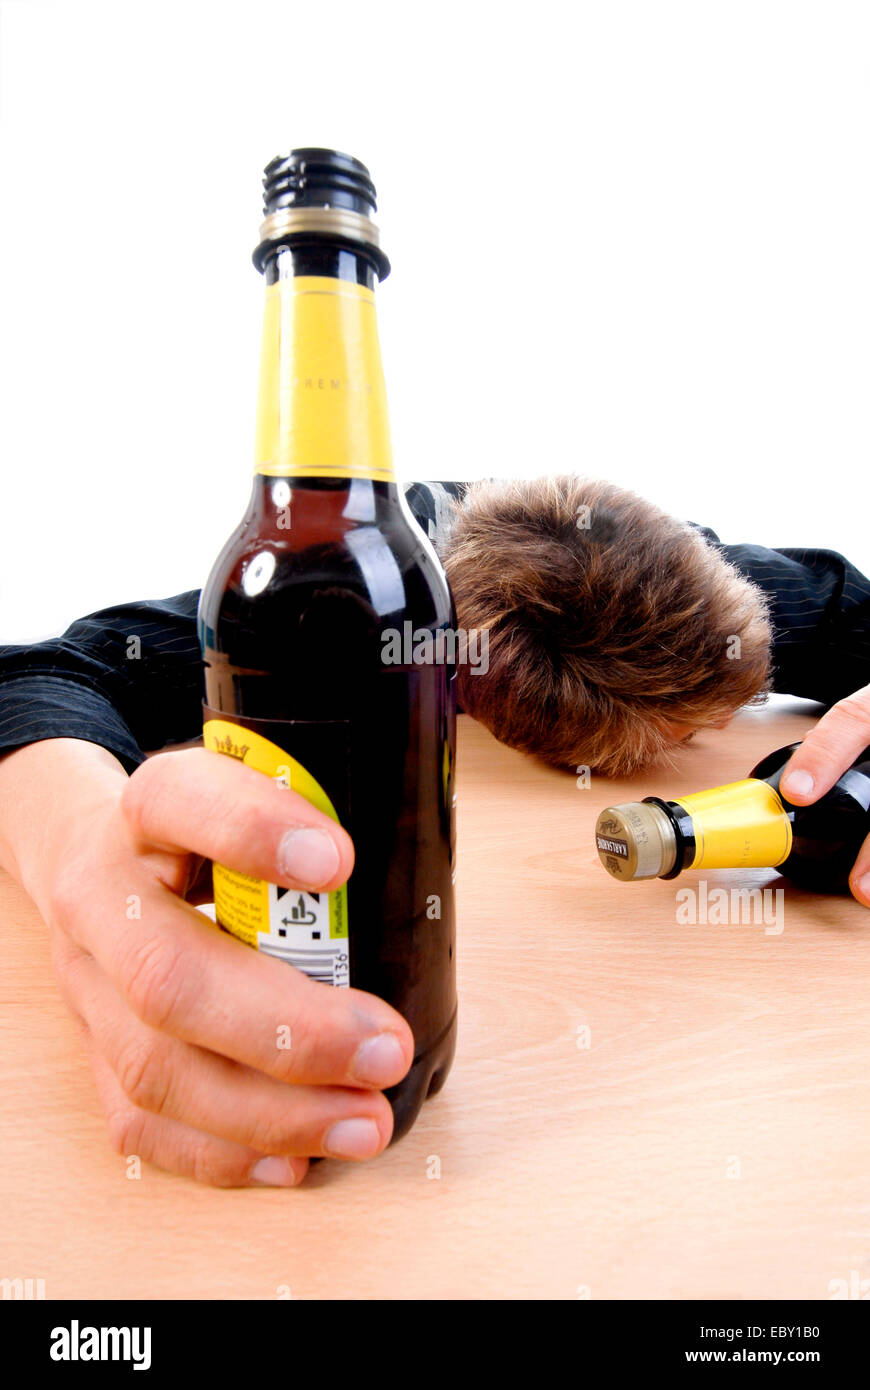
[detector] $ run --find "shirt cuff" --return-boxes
[0,675,146,774]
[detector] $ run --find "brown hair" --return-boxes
[442,476,772,776]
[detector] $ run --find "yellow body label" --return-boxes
[254,275,395,483]
[674,778,793,871]
[204,718,349,985]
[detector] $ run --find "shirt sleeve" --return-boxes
[710,538,870,705]
[402,480,470,555]
[0,592,204,772]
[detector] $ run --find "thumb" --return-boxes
[779,686,870,805]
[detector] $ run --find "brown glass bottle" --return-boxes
[198,151,457,1142]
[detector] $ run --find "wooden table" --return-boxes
[2,701,868,1300]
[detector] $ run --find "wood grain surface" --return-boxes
[1,702,868,1300]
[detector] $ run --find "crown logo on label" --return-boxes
[212,733,251,761]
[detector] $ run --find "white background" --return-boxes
[1,0,868,642]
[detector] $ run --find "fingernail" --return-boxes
[277,827,339,888]
[249,1156,299,1187]
[854,872,870,903]
[781,770,814,798]
[323,1118,382,1160]
[350,1033,408,1086]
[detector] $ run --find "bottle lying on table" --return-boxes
[595,742,870,892]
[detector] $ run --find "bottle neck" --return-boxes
[656,778,794,875]
[263,242,377,289]
[253,243,395,486]
[596,777,794,882]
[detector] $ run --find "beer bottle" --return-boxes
[595,742,870,892]
[198,149,457,1142]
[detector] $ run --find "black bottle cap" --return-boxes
[253,147,390,279]
[261,148,379,218]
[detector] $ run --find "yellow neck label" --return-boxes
[674,778,793,871]
[253,275,395,482]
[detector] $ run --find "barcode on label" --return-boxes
[258,940,350,987]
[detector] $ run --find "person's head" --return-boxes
[441,476,773,776]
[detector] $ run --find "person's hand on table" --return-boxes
[0,739,413,1186]
[779,683,870,908]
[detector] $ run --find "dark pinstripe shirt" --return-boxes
[0,482,868,773]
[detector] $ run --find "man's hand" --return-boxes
[0,739,413,1186]
[779,684,870,908]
